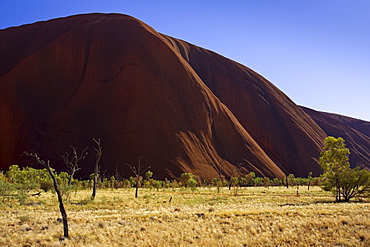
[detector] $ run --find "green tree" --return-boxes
[272,177,283,186]
[287,174,295,187]
[187,178,198,191]
[252,176,264,186]
[145,170,153,181]
[152,180,164,191]
[179,173,193,187]
[319,136,350,201]
[319,136,370,202]
[263,177,270,188]
[338,168,370,202]
[245,172,256,186]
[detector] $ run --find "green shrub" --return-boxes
[0,172,15,196]
[16,190,28,205]
[187,178,198,191]
[40,180,53,192]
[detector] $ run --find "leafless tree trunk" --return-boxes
[285,176,289,188]
[114,164,124,189]
[127,156,150,198]
[229,163,243,195]
[24,152,69,238]
[61,146,88,186]
[212,159,226,193]
[307,172,313,191]
[91,138,102,201]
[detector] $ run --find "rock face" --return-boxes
[163,37,327,176]
[301,107,370,168]
[0,13,369,180]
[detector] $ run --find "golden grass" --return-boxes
[0,186,369,246]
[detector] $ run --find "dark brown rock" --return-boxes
[0,13,284,180]
[1,13,369,180]
[301,106,370,168]
[164,37,327,176]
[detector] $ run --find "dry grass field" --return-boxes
[0,186,369,246]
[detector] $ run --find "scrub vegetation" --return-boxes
[0,177,369,246]
[0,136,369,246]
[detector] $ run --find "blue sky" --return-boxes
[1,0,369,121]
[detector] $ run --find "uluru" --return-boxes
[1,13,369,180]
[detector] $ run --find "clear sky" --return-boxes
[1,0,369,121]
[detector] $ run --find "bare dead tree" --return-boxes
[285,175,289,188]
[100,169,107,182]
[61,146,89,186]
[126,156,150,198]
[307,172,313,191]
[91,138,102,201]
[24,152,69,238]
[229,163,243,194]
[212,159,226,193]
[114,164,124,189]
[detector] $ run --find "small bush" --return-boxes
[18,215,30,224]
[0,172,15,196]
[40,180,53,192]
[187,178,198,191]
[16,190,28,205]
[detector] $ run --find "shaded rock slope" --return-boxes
[302,107,370,168]
[162,37,327,176]
[0,13,368,180]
